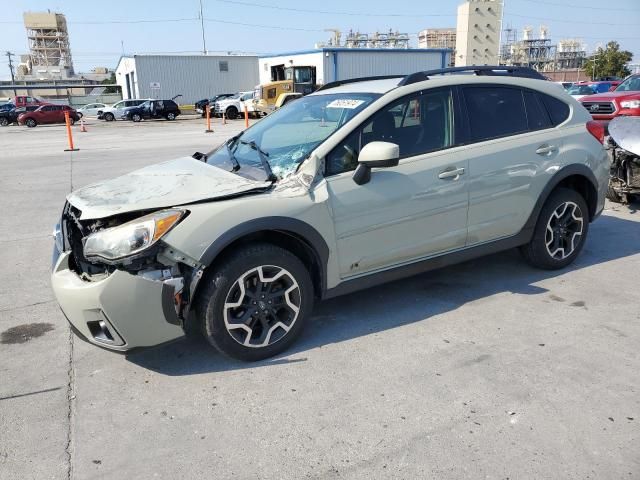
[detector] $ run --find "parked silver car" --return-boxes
[52,66,608,361]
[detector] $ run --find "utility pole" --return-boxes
[6,51,17,96]
[199,0,207,55]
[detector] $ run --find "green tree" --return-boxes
[101,72,118,94]
[583,41,633,80]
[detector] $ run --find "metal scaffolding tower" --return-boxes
[23,11,74,76]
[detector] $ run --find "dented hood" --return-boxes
[67,156,272,220]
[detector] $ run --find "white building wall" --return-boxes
[455,0,503,66]
[116,55,259,103]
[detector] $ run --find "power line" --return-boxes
[507,12,636,26]
[204,18,325,32]
[516,0,640,12]
[212,0,455,17]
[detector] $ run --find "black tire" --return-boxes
[69,117,75,126]
[25,118,37,128]
[520,188,589,270]
[195,243,314,361]
[166,112,176,120]
[132,113,142,122]
[0,117,8,127]
[225,106,238,120]
[606,183,623,203]
[104,112,115,122]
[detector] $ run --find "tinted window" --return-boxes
[523,91,551,131]
[538,93,570,126]
[326,88,455,176]
[463,87,528,142]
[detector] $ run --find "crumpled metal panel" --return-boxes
[609,116,640,156]
[67,156,271,220]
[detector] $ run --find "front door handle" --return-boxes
[438,167,465,180]
[536,144,557,155]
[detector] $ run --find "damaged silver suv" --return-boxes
[52,66,609,361]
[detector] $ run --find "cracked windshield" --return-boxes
[206,92,381,180]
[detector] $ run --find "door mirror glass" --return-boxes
[353,141,399,185]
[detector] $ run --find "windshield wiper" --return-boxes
[240,140,276,181]
[226,136,241,172]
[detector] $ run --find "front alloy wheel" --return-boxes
[196,243,313,361]
[224,266,301,348]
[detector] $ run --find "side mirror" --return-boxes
[352,141,400,185]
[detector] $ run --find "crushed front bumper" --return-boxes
[51,251,185,351]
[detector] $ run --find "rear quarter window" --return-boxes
[538,93,570,126]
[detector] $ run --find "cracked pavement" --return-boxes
[1,118,639,479]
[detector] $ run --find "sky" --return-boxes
[1,0,639,78]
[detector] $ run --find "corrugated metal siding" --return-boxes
[330,51,447,82]
[134,55,259,103]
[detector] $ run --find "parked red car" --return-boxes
[580,74,640,123]
[18,104,80,128]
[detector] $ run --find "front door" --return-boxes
[324,88,469,278]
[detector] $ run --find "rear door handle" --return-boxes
[536,144,557,155]
[438,167,465,180]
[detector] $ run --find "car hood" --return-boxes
[67,156,272,220]
[581,91,640,102]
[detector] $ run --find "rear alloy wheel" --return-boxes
[0,117,8,127]
[196,243,313,361]
[521,188,589,270]
[104,112,115,122]
[166,112,176,120]
[132,113,142,122]
[25,118,37,128]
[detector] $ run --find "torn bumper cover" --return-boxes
[51,250,186,351]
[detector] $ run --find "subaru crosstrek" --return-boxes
[51,66,609,361]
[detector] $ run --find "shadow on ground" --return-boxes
[126,212,640,375]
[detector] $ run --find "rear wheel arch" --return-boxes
[197,218,329,301]
[525,165,599,232]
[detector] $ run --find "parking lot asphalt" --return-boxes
[1,117,639,480]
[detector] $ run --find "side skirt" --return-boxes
[323,228,533,300]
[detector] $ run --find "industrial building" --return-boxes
[115,55,259,104]
[18,11,74,80]
[499,26,587,76]
[418,29,457,50]
[258,47,451,86]
[455,0,503,66]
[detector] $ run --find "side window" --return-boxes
[267,88,277,99]
[538,93,570,126]
[326,88,455,176]
[219,61,229,72]
[523,91,551,131]
[463,86,528,142]
[41,105,54,111]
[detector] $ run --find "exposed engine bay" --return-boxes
[606,116,640,204]
[60,203,203,325]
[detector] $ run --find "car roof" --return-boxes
[312,74,563,98]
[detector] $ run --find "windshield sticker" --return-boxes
[326,99,366,109]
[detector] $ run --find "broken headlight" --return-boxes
[83,209,185,262]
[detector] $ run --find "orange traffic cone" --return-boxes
[80,117,87,132]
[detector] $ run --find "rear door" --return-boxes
[462,85,568,244]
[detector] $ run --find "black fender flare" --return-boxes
[199,216,330,290]
[523,163,599,232]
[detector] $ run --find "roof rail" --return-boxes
[316,75,405,92]
[398,65,546,86]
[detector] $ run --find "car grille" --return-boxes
[581,101,615,115]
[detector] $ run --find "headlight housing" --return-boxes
[83,209,185,262]
[620,100,640,109]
